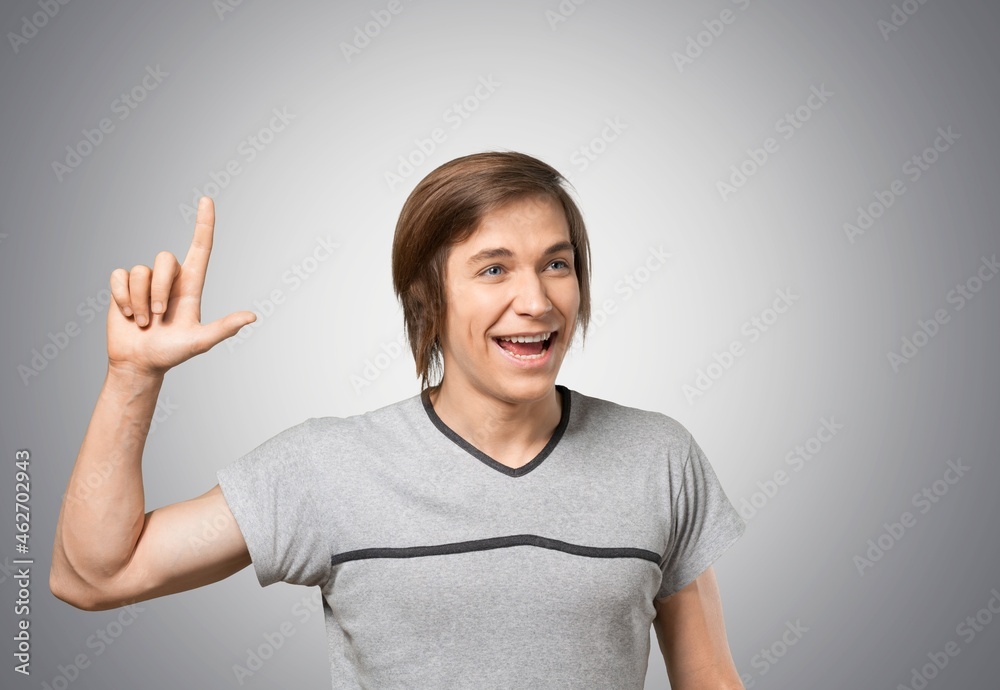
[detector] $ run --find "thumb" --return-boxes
[194,311,258,353]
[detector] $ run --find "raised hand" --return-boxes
[106,197,256,377]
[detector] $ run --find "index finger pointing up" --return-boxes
[182,196,215,296]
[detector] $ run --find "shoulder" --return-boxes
[302,392,425,446]
[308,392,422,428]
[233,393,423,461]
[565,387,694,455]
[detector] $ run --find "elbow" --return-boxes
[49,569,95,611]
[49,573,83,610]
[49,565,117,612]
[50,539,127,611]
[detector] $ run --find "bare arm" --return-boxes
[50,197,257,611]
[652,566,744,689]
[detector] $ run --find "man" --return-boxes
[51,151,746,688]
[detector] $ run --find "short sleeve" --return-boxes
[656,432,746,600]
[217,418,330,589]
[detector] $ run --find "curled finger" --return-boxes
[110,268,133,317]
[129,264,152,327]
[150,251,180,315]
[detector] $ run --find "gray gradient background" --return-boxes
[1,0,998,688]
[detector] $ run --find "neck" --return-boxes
[427,379,563,468]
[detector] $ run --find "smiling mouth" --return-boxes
[493,331,556,360]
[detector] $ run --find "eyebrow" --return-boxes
[465,241,575,266]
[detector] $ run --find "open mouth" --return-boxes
[492,331,556,360]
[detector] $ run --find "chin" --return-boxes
[489,375,560,404]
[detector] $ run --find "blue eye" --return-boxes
[482,265,503,277]
[549,259,570,270]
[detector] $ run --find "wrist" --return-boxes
[106,360,165,391]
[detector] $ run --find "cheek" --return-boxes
[555,282,582,317]
[461,287,506,323]
[444,289,494,346]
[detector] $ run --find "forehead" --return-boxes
[452,195,569,255]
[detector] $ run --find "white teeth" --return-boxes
[497,332,551,343]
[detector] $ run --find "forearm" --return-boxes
[52,363,164,595]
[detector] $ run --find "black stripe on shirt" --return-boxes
[331,533,661,566]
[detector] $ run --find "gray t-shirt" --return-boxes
[217,385,745,689]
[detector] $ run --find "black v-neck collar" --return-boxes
[419,385,572,478]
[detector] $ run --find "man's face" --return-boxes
[438,194,580,405]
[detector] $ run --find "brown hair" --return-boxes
[391,151,592,390]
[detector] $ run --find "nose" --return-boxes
[511,271,553,318]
